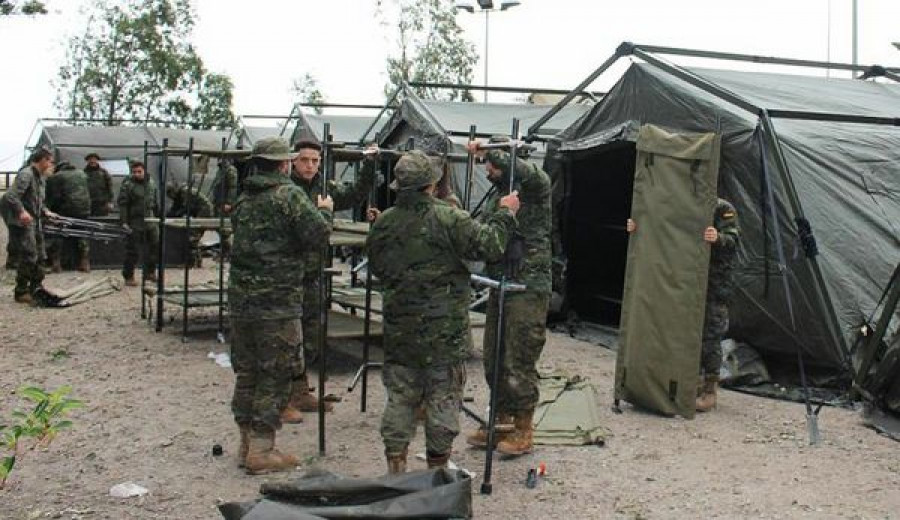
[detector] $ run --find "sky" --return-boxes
[1,0,899,170]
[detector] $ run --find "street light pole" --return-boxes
[455,1,522,103]
[483,9,489,102]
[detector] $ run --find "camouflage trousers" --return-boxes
[46,236,89,265]
[9,224,45,296]
[484,290,550,414]
[294,274,322,378]
[122,226,159,279]
[230,317,301,430]
[701,300,729,376]
[381,362,466,455]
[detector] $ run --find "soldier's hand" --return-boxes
[366,207,381,222]
[105,202,113,212]
[18,210,33,226]
[363,146,379,159]
[317,195,334,212]
[222,204,232,214]
[499,190,520,216]
[704,226,718,244]
[626,218,636,233]
[466,140,485,157]
[44,209,60,220]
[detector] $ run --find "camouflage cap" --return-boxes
[389,150,441,191]
[84,152,101,161]
[251,136,298,161]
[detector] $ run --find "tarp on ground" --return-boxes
[219,469,472,519]
[551,60,900,379]
[534,373,608,445]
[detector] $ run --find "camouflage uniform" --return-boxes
[229,162,332,430]
[700,198,740,375]
[209,161,238,256]
[367,151,516,457]
[480,149,552,415]
[84,164,114,216]
[45,163,92,267]
[117,175,159,280]
[166,184,213,267]
[290,159,376,374]
[1,164,47,297]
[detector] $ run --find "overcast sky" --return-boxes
[1,0,898,169]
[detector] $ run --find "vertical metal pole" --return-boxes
[217,138,226,344]
[483,9,490,102]
[318,122,331,456]
[156,139,169,332]
[141,140,149,320]
[851,0,858,78]
[181,137,194,342]
[361,261,373,412]
[464,124,477,211]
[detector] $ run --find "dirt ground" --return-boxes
[1,225,899,520]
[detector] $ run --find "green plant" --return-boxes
[0,385,83,489]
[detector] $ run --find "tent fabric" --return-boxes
[533,373,608,445]
[554,62,900,373]
[219,469,472,520]
[614,124,720,418]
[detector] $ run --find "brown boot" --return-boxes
[124,275,138,287]
[14,292,34,304]
[426,451,451,469]
[77,255,90,273]
[385,448,407,474]
[414,405,426,423]
[695,375,719,413]
[465,413,514,450]
[51,257,62,273]
[496,410,535,456]
[281,403,304,424]
[237,424,250,468]
[291,374,333,413]
[245,427,299,475]
[145,271,158,283]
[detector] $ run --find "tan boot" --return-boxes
[291,374,333,413]
[145,271,158,283]
[496,410,535,456]
[414,405,426,423]
[14,292,34,304]
[77,255,90,273]
[245,427,299,475]
[281,403,304,424]
[465,413,514,450]
[237,424,250,468]
[51,257,62,273]
[695,375,719,413]
[426,451,451,469]
[124,275,138,287]
[385,448,407,474]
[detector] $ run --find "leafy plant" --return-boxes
[0,386,83,489]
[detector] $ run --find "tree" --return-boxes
[54,0,235,129]
[290,73,327,115]
[0,0,47,15]
[377,0,477,102]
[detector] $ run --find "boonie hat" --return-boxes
[251,136,298,161]
[389,150,442,191]
[84,152,101,161]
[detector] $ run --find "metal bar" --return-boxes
[360,86,402,144]
[217,137,227,344]
[361,259,373,412]
[141,141,149,320]
[527,47,626,137]
[464,125,477,210]
[408,81,606,97]
[156,139,169,333]
[318,122,332,456]
[297,102,392,110]
[181,137,194,342]
[768,110,900,126]
[853,262,900,390]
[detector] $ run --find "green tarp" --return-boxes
[614,124,721,419]
[534,373,608,446]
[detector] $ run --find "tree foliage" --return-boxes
[0,0,47,15]
[290,73,327,115]
[377,0,477,102]
[54,0,235,129]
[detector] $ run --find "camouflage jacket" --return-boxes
[480,150,553,294]
[209,163,238,210]
[367,191,516,367]
[116,176,158,229]
[1,165,45,227]
[167,186,213,218]
[229,169,333,320]
[84,165,113,210]
[708,198,740,303]
[46,166,91,218]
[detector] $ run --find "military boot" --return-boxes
[237,423,250,468]
[280,388,304,424]
[77,254,90,273]
[695,375,719,413]
[291,374,333,413]
[124,275,138,287]
[496,410,535,456]
[51,257,62,273]
[245,426,299,475]
[385,448,408,474]
[426,451,451,469]
[145,270,158,283]
[465,413,514,450]
[14,291,34,304]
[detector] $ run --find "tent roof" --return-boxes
[418,100,591,136]
[299,113,390,143]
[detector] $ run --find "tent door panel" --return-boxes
[614,124,721,419]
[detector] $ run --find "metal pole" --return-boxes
[464,124,477,211]
[181,137,194,342]
[217,137,226,344]
[318,122,332,456]
[852,0,858,78]
[484,9,490,102]
[141,140,149,320]
[156,139,169,332]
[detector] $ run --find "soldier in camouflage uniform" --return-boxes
[465,139,553,456]
[229,136,333,474]
[117,161,159,286]
[625,198,740,412]
[45,162,92,272]
[166,183,213,268]
[208,159,238,258]
[84,153,114,217]
[278,139,378,422]
[1,148,56,303]
[367,150,519,473]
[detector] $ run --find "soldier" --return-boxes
[0,148,57,303]
[464,138,552,456]
[625,198,740,412]
[208,158,238,258]
[117,161,159,286]
[278,139,378,422]
[45,162,92,272]
[367,150,519,473]
[83,153,114,216]
[229,136,333,474]
[166,183,213,268]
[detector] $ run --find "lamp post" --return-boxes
[455,0,522,102]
